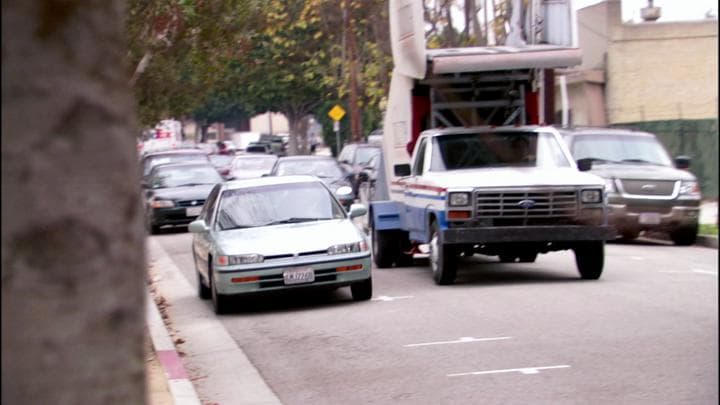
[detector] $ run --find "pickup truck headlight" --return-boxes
[580,189,603,204]
[150,199,175,208]
[448,192,471,206]
[216,254,264,266]
[328,241,369,255]
[679,180,701,197]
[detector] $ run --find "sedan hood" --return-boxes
[232,170,270,180]
[588,163,696,181]
[423,167,604,188]
[216,219,365,256]
[150,184,216,201]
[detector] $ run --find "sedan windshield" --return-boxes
[430,131,572,170]
[569,134,673,167]
[216,182,346,230]
[151,165,223,188]
[144,154,208,176]
[275,159,344,178]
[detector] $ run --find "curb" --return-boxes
[146,291,203,405]
[697,235,719,249]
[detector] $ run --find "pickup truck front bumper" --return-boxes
[442,225,616,244]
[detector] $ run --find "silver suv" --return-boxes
[559,127,702,245]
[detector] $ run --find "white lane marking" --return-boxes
[630,256,644,260]
[658,271,687,274]
[448,365,570,377]
[404,336,512,348]
[693,269,718,276]
[372,295,414,302]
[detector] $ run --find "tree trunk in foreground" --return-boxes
[2,1,146,404]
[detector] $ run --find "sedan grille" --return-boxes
[176,199,205,207]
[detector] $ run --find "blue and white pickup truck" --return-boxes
[369,126,616,284]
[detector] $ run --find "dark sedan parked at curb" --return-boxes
[268,155,356,209]
[143,162,224,234]
[189,175,372,314]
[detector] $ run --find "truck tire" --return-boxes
[670,225,698,246]
[430,221,457,285]
[372,225,398,268]
[573,241,604,280]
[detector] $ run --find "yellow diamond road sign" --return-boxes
[328,104,346,121]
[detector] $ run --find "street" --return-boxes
[149,231,718,405]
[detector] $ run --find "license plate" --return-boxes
[639,212,661,225]
[283,267,315,285]
[186,206,202,217]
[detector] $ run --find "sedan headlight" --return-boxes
[216,254,264,266]
[679,180,701,196]
[580,189,603,204]
[448,192,471,206]
[150,199,175,208]
[327,241,369,255]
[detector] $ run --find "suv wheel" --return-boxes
[670,225,698,246]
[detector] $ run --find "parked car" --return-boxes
[208,154,236,180]
[559,127,702,245]
[268,155,355,209]
[336,143,382,198]
[228,154,278,180]
[140,148,210,182]
[189,175,372,313]
[143,162,223,234]
[245,142,272,154]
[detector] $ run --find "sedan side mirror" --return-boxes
[348,203,367,219]
[188,219,209,233]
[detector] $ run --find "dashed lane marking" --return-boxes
[404,336,512,348]
[693,269,718,276]
[372,295,414,302]
[448,365,571,377]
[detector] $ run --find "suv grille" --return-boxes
[474,189,578,225]
[619,179,676,196]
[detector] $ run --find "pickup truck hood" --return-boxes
[588,163,696,181]
[216,219,366,256]
[421,167,604,189]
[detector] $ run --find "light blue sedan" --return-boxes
[189,175,372,314]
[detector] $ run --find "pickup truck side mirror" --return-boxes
[394,164,411,177]
[674,155,691,169]
[576,158,593,172]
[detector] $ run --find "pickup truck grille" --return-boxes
[474,190,578,225]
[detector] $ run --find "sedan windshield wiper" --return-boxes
[177,182,214,187]
[264,217,328,225]
[582,157,619,164]
[620,158,657,165]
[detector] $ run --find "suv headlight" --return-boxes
[150,199,175,208]
[216,254,264,266]
[328,241,369,255]
[679,180,701,196]
[448,192,471,206]
[580,189,603,204]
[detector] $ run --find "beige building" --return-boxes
[557,0,718,126]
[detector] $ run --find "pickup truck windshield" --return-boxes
[430,131,571,171]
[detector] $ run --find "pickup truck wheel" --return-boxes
[372,225,398,268]
[573,241,604,280]
[670,225,698,246]
[518,252,537,263]
[350,277,373,301]
[430,221,457,285]
[499,254,517,263]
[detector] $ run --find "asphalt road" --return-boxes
[154,230,718,405]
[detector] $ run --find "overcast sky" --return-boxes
[573,0,718,22]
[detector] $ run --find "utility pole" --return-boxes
[344,0,362,142]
